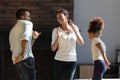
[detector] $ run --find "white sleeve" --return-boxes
[51,28,57,45]
[20,21,33,41]
[92,38,100,45]
[74,25,81,36]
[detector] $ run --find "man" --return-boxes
[9,9,40,80]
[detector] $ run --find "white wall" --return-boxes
[74,0,120,64]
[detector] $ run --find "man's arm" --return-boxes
[14,40,27,63]
[31,30,41,46]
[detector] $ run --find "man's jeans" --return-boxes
[15,57,36,80]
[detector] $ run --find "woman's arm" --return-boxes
[51,28,59,52]
[69,23,84,45]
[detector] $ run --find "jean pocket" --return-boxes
[23,58,35,68]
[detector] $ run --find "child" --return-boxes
[87,17,111,80]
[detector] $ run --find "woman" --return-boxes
[87,17,111,80]
[51,9,84,80]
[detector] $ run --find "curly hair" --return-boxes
[88,17,104,33]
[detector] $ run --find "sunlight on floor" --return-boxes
[74,79,120,80]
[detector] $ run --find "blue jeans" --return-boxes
[15,57,36,80]
[92,60,107,80]
[54,60,77,80]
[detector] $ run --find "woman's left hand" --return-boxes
[69,22,76,31]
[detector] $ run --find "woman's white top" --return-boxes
[91,37,106,61]
[51,26,80,62]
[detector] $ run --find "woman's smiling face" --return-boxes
[56,13,67,25]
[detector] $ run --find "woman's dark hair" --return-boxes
[16,9,30,19]
[55,9,69,17]
[88,17,104,33]
[55,8,73,24]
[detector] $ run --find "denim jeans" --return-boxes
[15,57,36,80]
[92,60,107,80]
[54,60,77,80]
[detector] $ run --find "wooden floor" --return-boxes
[74,79,120,80]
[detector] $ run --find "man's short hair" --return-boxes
[16,9,30,19]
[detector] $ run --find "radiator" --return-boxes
[79,65,94,79]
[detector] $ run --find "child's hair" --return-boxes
[16,9,30,19]
[88,17,104,33]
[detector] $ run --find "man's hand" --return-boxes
[32,31,41,40]
[14,55,23,64]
